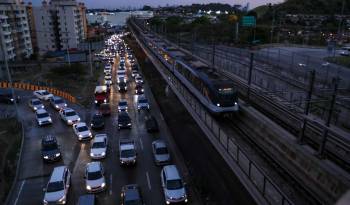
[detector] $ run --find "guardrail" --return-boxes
[0,82,77,103]
[129,19,294,205]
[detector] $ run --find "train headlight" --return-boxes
[216,103,220,107]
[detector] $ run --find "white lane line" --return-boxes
[139,137,144,150]
[146,172,152,190]
[14,180,25,205]
[109,174,113,195]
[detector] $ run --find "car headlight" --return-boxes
[86,185,91,190]
[166,201,171,205]
[58,195,66,203]
[141,89,144,92]
[64,104,67,107]
[127,123,131,126]
[101,182,106,187]
[34,107,37,110]
[91,123,94,126]
[94,100,98,103]
[67,119,72,123]
[185,198,188,203]
[48,118,52,122]
[55,153,60,157]
[77,118,81,121]
[104,99,107,103]
[101,152,106,156]
[44,156,49,159]
[234,102,238,105]
[79,134,83,138]
[90,152,94,157]
[89,132,92,136]
[10,98,14,102]
[55,105,59,108]
[217,103,220,107]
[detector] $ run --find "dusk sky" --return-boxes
[25,0,282,9]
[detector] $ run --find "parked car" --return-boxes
[152,140,171,165]
[84,162,106,193]
[43,166,71,205]
[121,184,144,205]
[41,135,61,162]
[90,113,104,129]
[145,115,159,132]
[59,108,80,125]
[33,90,53,100]
[28,98,44,111]
[119,139,137,165]
[36,108,52,126]
[99,103,111,116]
[73,122,92,141]
[90,134,108,159]
[160,165,188,204]
[117,111,131,130]
[50,96,67,110]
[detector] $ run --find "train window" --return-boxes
[218,88,234,95]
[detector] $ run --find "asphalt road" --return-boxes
[6,50,200,204]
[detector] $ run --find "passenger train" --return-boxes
[134,23,239,114]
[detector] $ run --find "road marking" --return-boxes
[109,174,113,195]
[146,172,152,190]
[14,180,25,205]
[139,137,144,150]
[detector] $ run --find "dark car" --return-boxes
[145,115,159,132]
[135,83,144,95]
[41,135,61,162]
[121,184,144,205]
[99,103,111,116]
[78,194,95,205]
[0,89,20,104]
[91,113,105,129]
[117,111,131,130]
[131,64,139,71]
[118,82,127,92]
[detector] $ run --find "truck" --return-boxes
[119,139,137,166]
[94,86,109,105]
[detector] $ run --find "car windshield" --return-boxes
[218,87,234,95]
[92,141,105,149]
[119,114,130,121]
[66,111,76,116]
[42,91,50,95]
[55,99,64,104]
[42,143,58,151]
[121,149,135,158]
[37,113,49,118]
[119,82,126,87]
[166,179,183,190]
[32,100,41,105]
[139,99,148,104]
[47,181,64,192]
[119,101,127,106]
[87,171,102,180]
[77,126,88,132]
[156,147,168,155]
[93,115,103,121]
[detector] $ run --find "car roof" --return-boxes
[119,99,127,103]
[87,162,102,172]
[50,166,67,182]
[153,140,166,148]
[52,96,62,100]
[76,122,86,127]
[163,165,181,180]
[94,136,106,143]
[124,187,140,201]
[31,98,41,102]
[36,90,47,93]
[42,135,57,144]
[62,108,74,112]
[36,108,47,114]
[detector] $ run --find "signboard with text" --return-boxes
[242,16,256,27]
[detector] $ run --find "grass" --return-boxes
[0,118,22,203]
[324,56,350,68]
[11,62,103,108]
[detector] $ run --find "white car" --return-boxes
[85,162,106,193]
[28,98,44,111]
[43,166,71,205]
[59,108,80,125]
[36,109,52,126]
[135,75,143,84]
[73,122,92,141]
[137,96,150,111]
[119,139,137,165]
[118,99,128,112]
[90,134,108,159]
[131,70,138,78]
[161,165,188,204]
[33,90,54,100]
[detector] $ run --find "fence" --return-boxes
[0,82,76,103]
[130,20,294,205]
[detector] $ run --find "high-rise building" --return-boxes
[26,2,37,53]
[33,0,87,55]
[0,0,33,61]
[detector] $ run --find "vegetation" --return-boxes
[325,56,350,68]
[0,118,21,203]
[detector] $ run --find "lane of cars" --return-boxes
[3,32,193,205]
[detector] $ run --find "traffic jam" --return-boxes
[29,33,190,205]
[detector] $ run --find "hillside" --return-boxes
[275,0,350,14]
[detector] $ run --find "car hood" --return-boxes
[44,190,65,202]
[91,148,106,155]
[44,94,54,99]
[92,120,103,125]
[164,187,186,200]
[138,103,149,107]
[34,104,44,109]
[155,154,170,162]
[55,103,67,108]
[66,115,79,121]
[78,130,91,136]
[42,149,59,156]
[120,156,136,161]
[86,177,105,188]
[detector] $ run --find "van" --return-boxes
[43,166,71,204]
[160,165,188,204]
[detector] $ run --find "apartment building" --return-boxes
[32,0,87,55]
[0,0,33,61]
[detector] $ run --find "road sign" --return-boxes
[242,16,256,27]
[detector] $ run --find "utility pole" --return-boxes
[270,8,276,44]
[65,38,71,66]
[337,0,345,41]
[88,40,93,76]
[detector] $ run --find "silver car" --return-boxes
[43,166,71,204]
[85,162,106,193]
[73,122,92,141]
[152,140,171,165]
[36,108,52,126]
[29,98,44,111]
[90,134,108,159]
[161,165,188,204]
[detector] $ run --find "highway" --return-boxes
[5,46,200,204]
